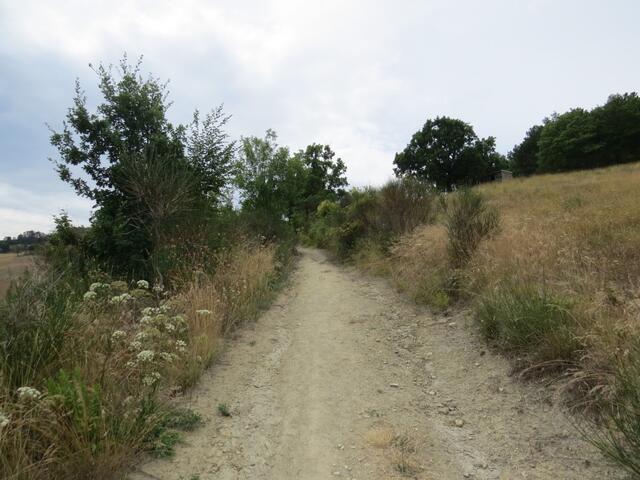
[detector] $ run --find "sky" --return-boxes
[1,0,639,237]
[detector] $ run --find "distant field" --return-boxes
[0,253,34,297]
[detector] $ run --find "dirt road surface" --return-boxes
[130,248,623,480]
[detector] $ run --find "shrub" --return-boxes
[443,188,499,268]
[475,284,581,365]
[375,177,437,239]
[587,342,640,477]
[0,273,79,388]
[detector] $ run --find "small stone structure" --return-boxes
[485,170,513,182]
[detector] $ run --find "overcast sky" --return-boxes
[1,0,638,237]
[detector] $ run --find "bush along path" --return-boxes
[129,248,622,480]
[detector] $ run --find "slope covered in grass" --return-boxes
[338,162,640,476]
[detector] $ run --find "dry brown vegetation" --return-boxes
[359,163,640,394]
[348,163,640,475]
[0,254,34,298]
[0,241,283,479]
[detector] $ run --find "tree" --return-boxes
[536,109,599,172]
[235,132,348,234]
[293,143,348,219]
[50,56,235,278]
[508,124,543,176]
[235,130,308,234]
[393,116,503,191]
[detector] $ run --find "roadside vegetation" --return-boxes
[306,91,640,477]
[0,57,346,480]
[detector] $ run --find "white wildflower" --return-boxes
[140,315,153,325]
[110,293,133,304]
[134,331,147,341]
[0,411,9,428]
[17,386,41,400]
[125,360,137,368]
[142,372,161,386]
[152,284,164,293]
[159,352,174,363]
[137,350,155,362]
[111,330,126,341]
[89,282,103,292]
[196,309,212,316]
[175,339,188,354]
[136,280,149,290]
[83,291,97,301]
[165,322,175,332]
[142,307,156,316]
[159,304,170,313]
[129,340,143,351]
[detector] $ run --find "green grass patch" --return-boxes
[475,284,581,365]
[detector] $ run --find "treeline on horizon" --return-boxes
[0,231,49,254]
[508,92,640,176]
[392,91,640,192]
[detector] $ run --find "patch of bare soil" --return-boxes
[130,248,624,480]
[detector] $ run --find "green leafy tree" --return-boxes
[50,56,234,277]
[294,143,348,219]
[235,130,308,234]
[530,92,640,174]
[508,124,543,176]
[536,108,599,172]
[235,132,348,234]
[393,116,504,191]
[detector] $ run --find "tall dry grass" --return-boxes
[0,240,283,480]
[353,162,640,476]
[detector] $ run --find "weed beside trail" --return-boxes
[475,284,580,364]
[0,241,286,480]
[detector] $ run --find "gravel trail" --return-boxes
[130,248,623,480]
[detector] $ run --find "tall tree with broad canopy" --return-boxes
[50,56,235,278]
[293,143,348,219]
[393,116,505,191]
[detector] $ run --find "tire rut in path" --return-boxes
[130,248,623,480]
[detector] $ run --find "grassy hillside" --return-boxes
[379,162,640,378]
[308,163,640,476]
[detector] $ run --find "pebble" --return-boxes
[454,419,465,427]
[389,383,399,388]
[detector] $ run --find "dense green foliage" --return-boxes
[507,125,542,176]
[394,116,505,191]
[509,92,640,175]
[235,130,348,238]
[50,57,235,280]
[307,177,438,257]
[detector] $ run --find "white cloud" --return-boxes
[0,182,92,237]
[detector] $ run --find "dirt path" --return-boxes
[130,248,624,480]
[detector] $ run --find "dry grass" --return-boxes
[366,425,396,448]
[0,241,282,479]
[174,242,278,388]
[0,254,35,298]
[361,162,640,398]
